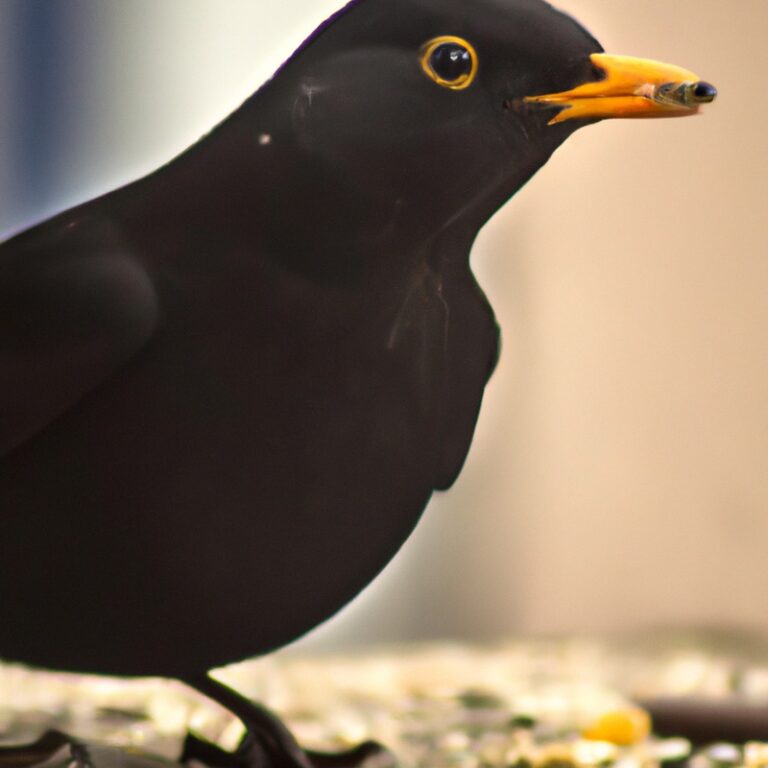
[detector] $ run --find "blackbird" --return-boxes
[0,0,715,765]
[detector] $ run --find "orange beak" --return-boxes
[525,53,717,125]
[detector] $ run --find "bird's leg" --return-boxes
[182,674,394,768]
[68,742,94,768]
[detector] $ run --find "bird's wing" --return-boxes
[433,269,500,491]
[0,218,158,457]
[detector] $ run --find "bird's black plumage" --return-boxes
[0,1,716,741]
[1,0,604,680]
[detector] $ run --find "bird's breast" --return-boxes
[0,246,498,674]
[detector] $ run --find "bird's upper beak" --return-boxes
[525,53,717,125]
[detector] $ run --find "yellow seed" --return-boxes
[582,708,652,746]
[745,742,768,768]
[535,744,576,768]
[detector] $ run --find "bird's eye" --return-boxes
[420,36,478,90]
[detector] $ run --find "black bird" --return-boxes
[0,0,715,765]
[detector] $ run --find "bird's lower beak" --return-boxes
[525,53,717,125]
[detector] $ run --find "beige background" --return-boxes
[1,1,766,652]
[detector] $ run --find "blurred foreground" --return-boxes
[3,634,768,767]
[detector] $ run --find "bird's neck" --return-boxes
[158,81,555,280]
[166,113,420,278]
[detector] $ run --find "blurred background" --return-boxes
[0,0,766,655]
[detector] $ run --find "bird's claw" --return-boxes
[182,730,395,768]
[305,741,395,768]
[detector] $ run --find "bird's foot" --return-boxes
[0,730,92,768]
[182,675,395,768]
[182,732,392,768]
[303,742,393,768]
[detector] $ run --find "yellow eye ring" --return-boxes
[420,36,478,90]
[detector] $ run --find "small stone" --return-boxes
[572,739,618,766]
[705,743,741,766]
[441,731,472,752]
[687,755,712,768]
[652,738,692,763]
[745,743,768,767]
[610,759,643,768]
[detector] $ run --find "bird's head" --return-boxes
[256,0,716,241]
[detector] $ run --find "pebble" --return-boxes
[706,743,742,765]
[652,737,692,763]
[745,743,768,768]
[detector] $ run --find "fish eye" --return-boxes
[420,36,478,90]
